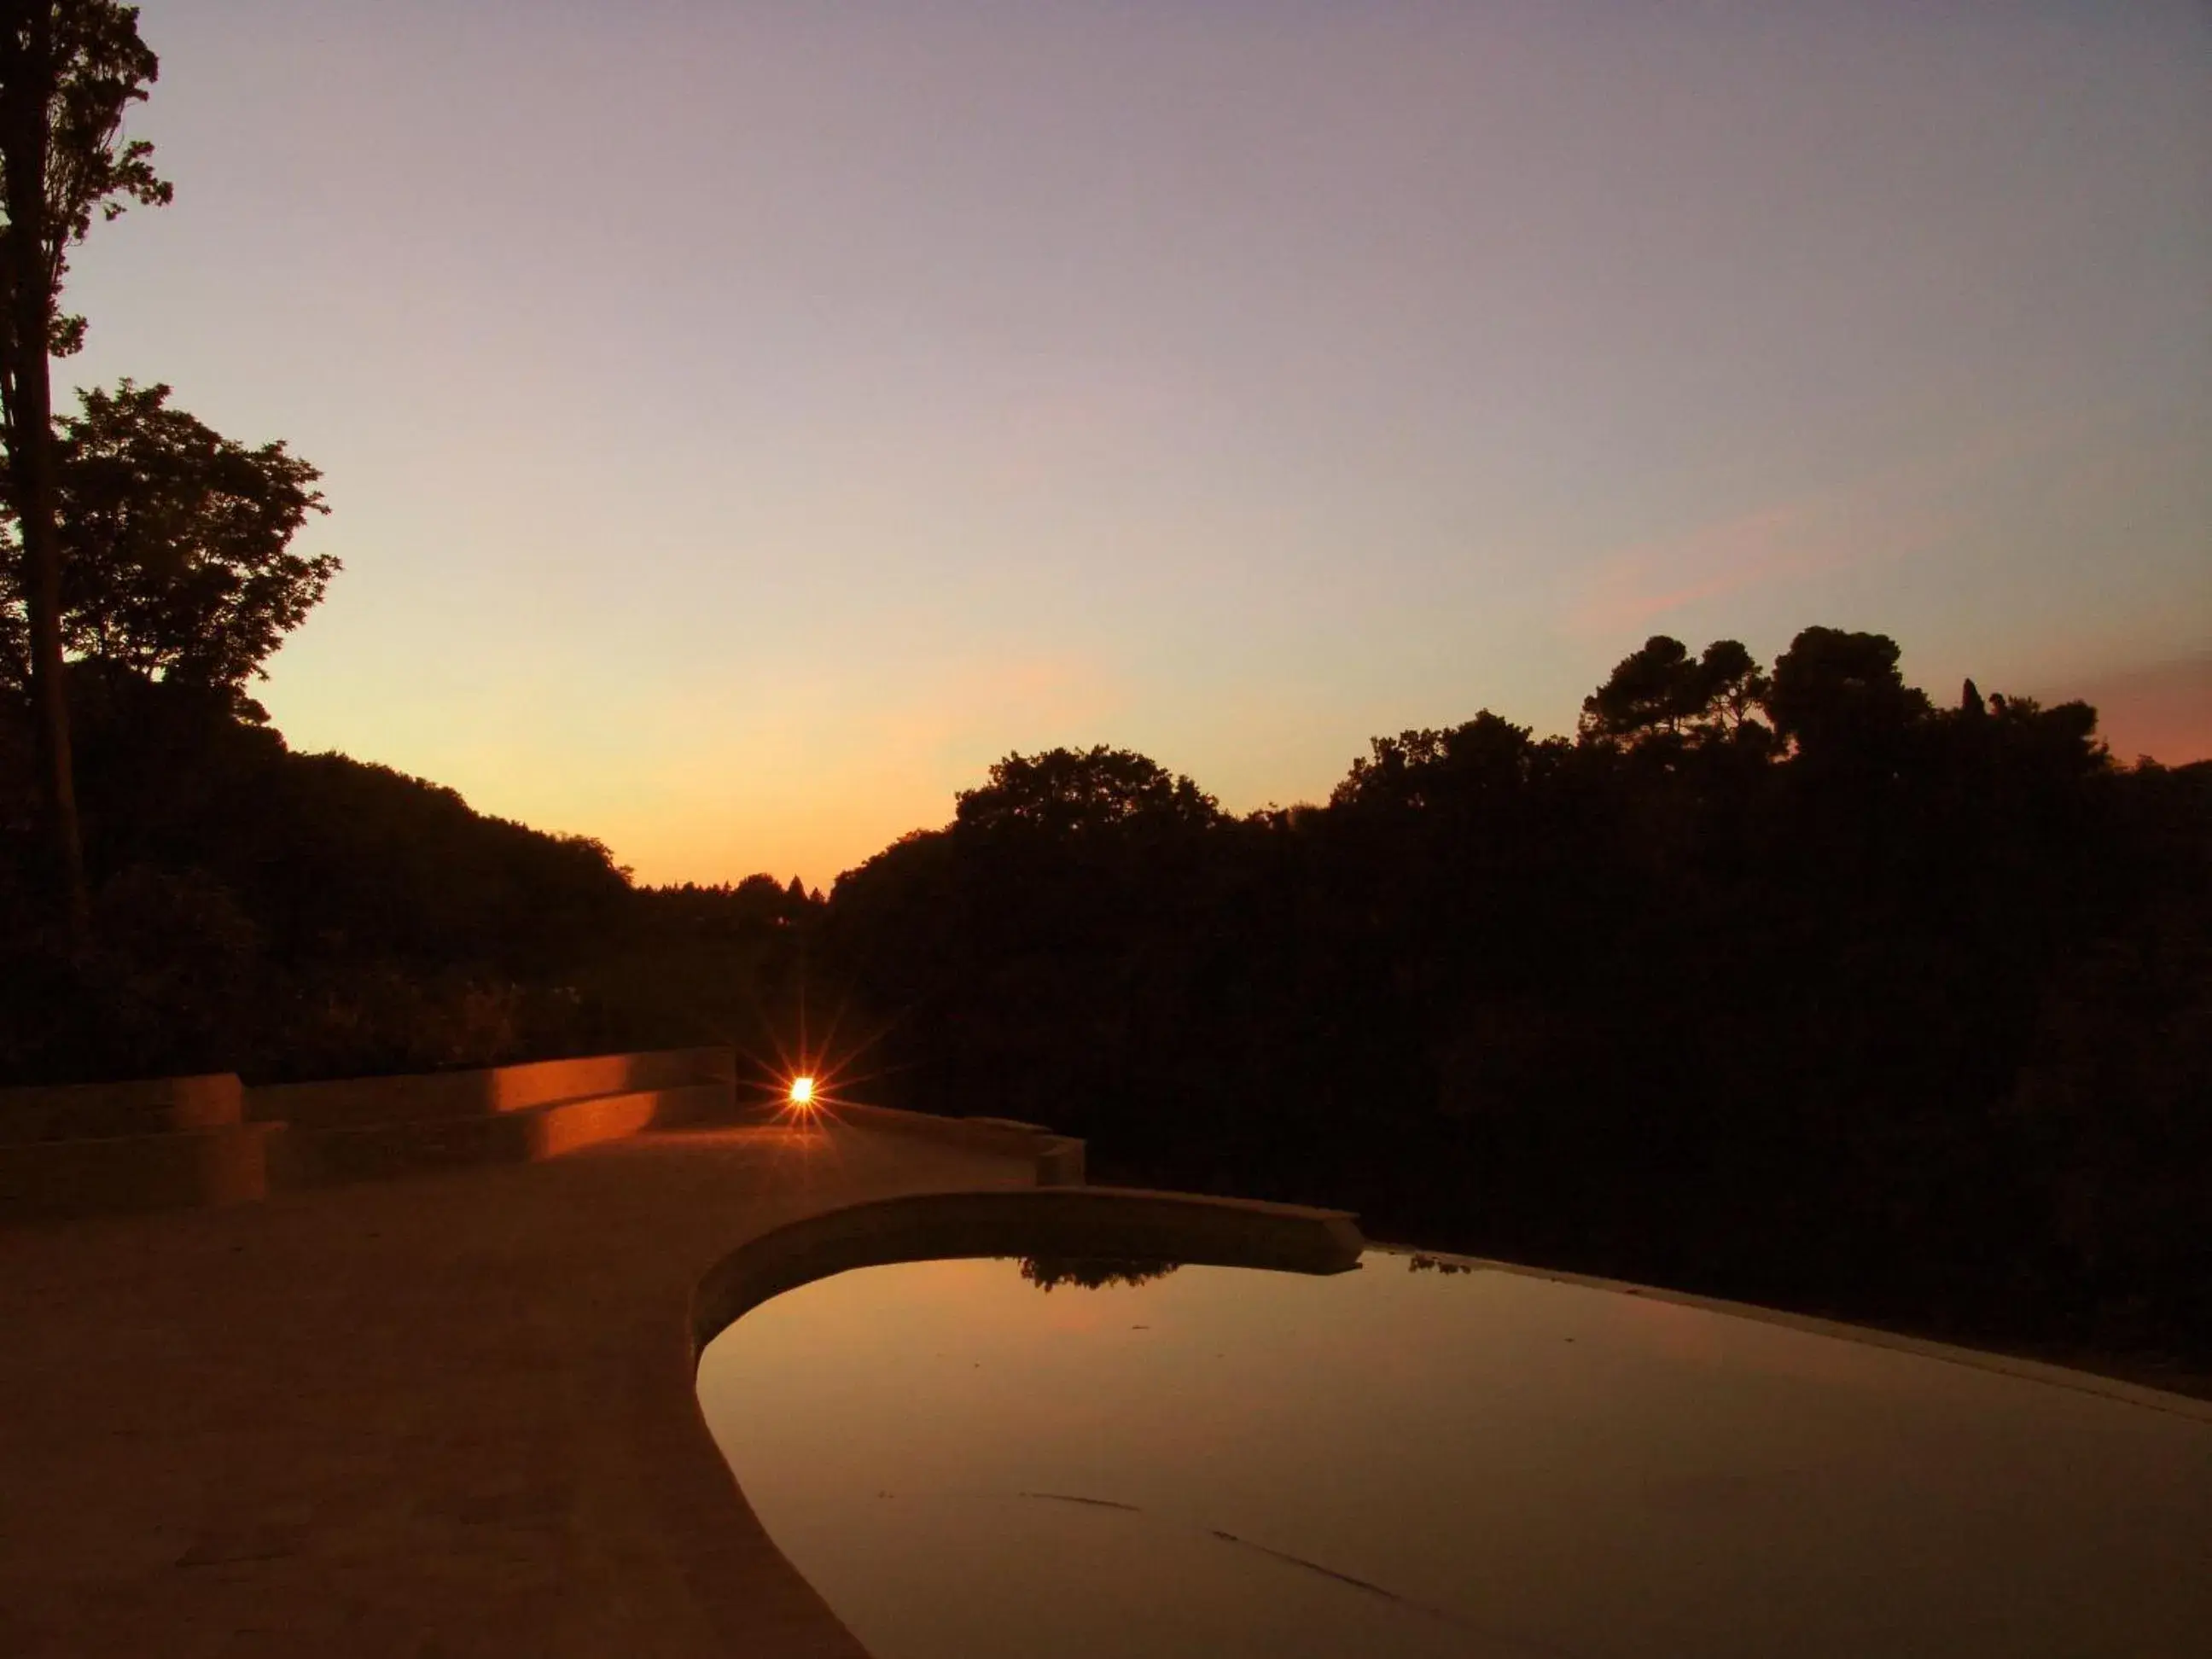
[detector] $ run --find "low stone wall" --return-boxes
[0,1125,280,1221]
[273,1080,736,1188]
[0,1074,244,1142]
[1,1047,742,1224]
[249,1045,736,1130]
[795,1100,1086,1186]
[0,1050,1108,1225]
[0,1074,269,1222]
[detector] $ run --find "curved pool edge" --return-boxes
[1368,1242,2212,1422]
[706,1227,2212,1659]
[690,1185,1366,1356]
[672,1184,1366,1657]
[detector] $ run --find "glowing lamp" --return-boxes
[788,1075,816,1107]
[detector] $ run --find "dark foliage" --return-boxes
[2,380,335,709]
[824,634,2212,1365]
[0,665,817,1082]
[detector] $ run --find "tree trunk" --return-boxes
[0,3,88,944]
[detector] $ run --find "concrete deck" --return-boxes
[0,1121,1039,1657]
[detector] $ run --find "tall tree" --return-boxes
[0,380,334,712]
[1331,712,1540,812]
[1579,634,1770,748]
[1763,626,1928,760]
[0,0,167,936]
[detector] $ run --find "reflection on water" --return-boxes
[1016,1254,1179,1292]
[696,1250,2212,1659]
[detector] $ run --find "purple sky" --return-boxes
[67,1,2212,883]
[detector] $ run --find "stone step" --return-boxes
[0,1124,278,1224]
[274,1081,731,1189]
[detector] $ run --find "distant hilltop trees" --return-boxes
[828,628,2208,1366]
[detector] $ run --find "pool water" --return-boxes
[696,1250,2212,1659]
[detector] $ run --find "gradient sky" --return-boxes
[64,1,2212,886]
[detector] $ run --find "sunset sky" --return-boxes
[68,0,2211,887]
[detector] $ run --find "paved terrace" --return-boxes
[1,1120,1074,1657]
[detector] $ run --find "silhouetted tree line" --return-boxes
[0,379,820,1075]
[0,361,798,1084]
[0,657,830,1081]
[824,633,2210,1365]
[0,218,828,1079]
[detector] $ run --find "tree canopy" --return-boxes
[954,745,1222,836]
[1332,712,1545,812]
[0,1,168,364]
[818,624,2208,1365]
[1765,626,1929,759]
[1579,634,1770,747]
[0,380,333,707]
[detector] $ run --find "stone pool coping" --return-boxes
[0,1116,1364,1658]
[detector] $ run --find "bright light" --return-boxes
[788,1075,816,1107]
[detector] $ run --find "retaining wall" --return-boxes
[0,1046,742,1223]
[0,1074,245,1142]
[0,1050,1093,1224]
[250,1045,736,1130]
[0,1125,280,1223]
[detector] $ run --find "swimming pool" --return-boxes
[698,1247,2211,1658]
